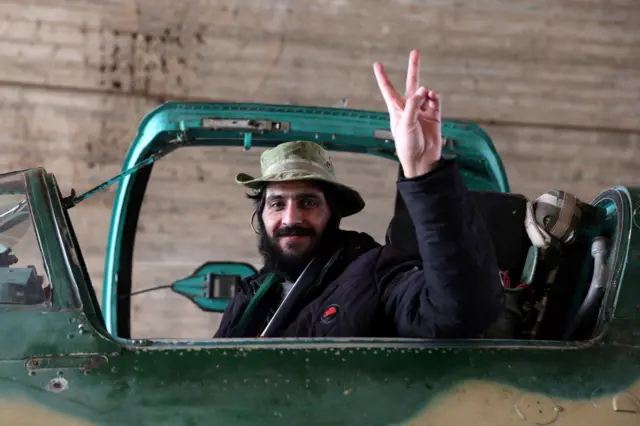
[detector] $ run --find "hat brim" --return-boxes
[235,170,365,218]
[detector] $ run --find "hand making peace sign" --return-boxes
[373,49,443,178]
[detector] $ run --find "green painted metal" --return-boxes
[0,102,639,425]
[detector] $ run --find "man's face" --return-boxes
[261,180,331,256]
[257,181,333,278]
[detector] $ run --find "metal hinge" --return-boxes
[25,354,108,373]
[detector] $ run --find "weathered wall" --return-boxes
[0,0,638,338]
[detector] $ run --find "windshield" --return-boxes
[0,173,50,305]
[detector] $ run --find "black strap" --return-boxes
[232,272,278,337]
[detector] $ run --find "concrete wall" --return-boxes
[0,0,638,338]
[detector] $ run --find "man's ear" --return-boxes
[251,210,260,234]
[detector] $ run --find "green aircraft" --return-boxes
[1,101,639,426]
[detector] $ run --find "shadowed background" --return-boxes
[0,0,638,338]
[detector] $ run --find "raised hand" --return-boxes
[373,49,443,178]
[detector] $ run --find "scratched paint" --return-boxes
[3,339,640,425]
[2,377,639,425]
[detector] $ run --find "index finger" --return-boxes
[373,62,402,113]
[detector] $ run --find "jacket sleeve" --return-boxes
[214,292,250,338]
[377,159,505,338]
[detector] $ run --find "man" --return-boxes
[215,50,504,339]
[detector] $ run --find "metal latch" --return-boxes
[374,129,393,141]
[201,118,290,132]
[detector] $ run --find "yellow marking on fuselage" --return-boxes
[0,400,97,426]
[401,378,640,426]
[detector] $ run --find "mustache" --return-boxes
[274,225,315,238]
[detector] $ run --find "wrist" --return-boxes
[402,160,441,179]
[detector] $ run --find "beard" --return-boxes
[257,217,340,281]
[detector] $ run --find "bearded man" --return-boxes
[215,50,504,338]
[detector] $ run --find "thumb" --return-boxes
[402,87,427,124]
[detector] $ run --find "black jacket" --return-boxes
[215,159,505,338]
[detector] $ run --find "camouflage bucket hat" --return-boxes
[235,141,365,217]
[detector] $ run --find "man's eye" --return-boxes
[270,201,284,209]
[302,199,318,208]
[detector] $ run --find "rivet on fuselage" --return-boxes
[47,378,68,393]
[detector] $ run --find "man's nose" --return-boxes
[282,202,303,225]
